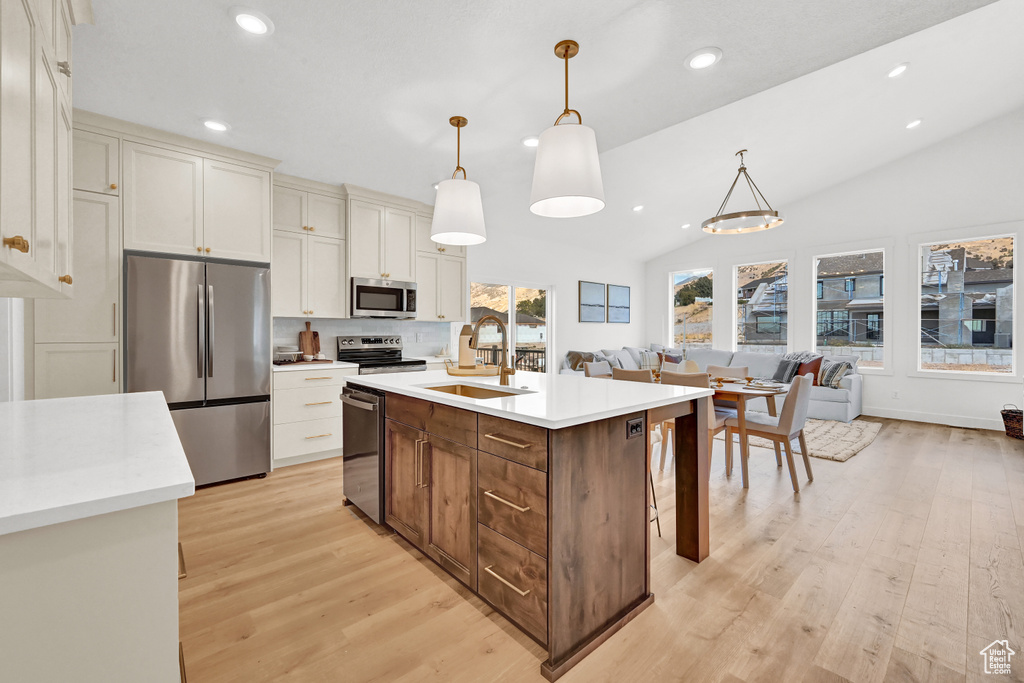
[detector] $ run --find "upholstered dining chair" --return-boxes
[583,360,613,378]
[611,367,654,383]
[662,359,699,374]
[660,371,736,471]
[724,373,814,492]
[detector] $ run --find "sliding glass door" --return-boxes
[470,282,549,372]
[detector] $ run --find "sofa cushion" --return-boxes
[594,352,622,368]
[821,352,860,373]
[808,384,851,403]
[622,346,646,368]
[564,350,596,371]
[638,350,660,372]
[601,348,638,370]
[819,359,853,388]
[685,348,733,371]
[730,352,782,379]
[773,359,801,382]
[797,357,824,385]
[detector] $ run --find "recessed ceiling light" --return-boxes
[203,120,229,132]
[632,205,644,213]
[906,119,922,129]
[230,7,274,35]
[681,223,691,229]
[887,63,909,78]
[521,136,539,148]
[686,47,722,70]
[432,182,440,191]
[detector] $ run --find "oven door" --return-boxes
[350,277,417,319]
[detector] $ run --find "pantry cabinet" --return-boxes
[271,229,346,318]
[348,199,415,281]
[34,342,119,399]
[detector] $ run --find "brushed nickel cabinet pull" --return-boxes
[305,376,331,380]
[483,565,530,597]
[484,433,532,449]
[305,433,332,439]
[484,490,530,513]
[305,401,332,406]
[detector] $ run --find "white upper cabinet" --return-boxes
[36,191,119,343]
[203,159,271,262]
[415,213,465,257]
[349,200,384,279]
[122,142,203,256]
[307,193,345,240]
[73,130,119,195]
[438,255,466,321]
[272,185,305,235]
[306,234,346,318]
[33,33,58,279]
[383,207,415,281]
[415,253,438,320]
[271,229,306,317]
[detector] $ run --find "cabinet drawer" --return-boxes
[478,451,547,557]
[273,385,342,425]
[478,524,547,644]
[386,393,476,448]
[273,417,342,460]
[273,368,349,390]
[478,414,548,471]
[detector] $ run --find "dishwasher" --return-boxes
[341,384,385,524]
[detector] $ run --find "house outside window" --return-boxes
[736,261,787,352]
[814,249,885,368]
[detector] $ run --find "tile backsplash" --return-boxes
[273,318,456,358]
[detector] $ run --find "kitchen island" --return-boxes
[0,392,195,683]
[345,370,712,681]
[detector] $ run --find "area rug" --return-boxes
[714,418,882,462]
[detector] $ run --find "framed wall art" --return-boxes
[607,284,630,323]
[578,281,606,323]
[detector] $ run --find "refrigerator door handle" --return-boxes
[207,285,215,377]
[197,284,205,379]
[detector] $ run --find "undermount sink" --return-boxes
[422,383,533,400]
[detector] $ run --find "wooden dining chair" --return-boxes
[611,367,654,383]
[583,360,613,378]
[724,373,814,492]
[706,364,748,379]
[662,359,699,374]
[660,371,736,472]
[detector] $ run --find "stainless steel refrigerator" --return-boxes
[124,252,271,486]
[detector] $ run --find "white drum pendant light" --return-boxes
[529,40,605,218]
[702,149,783,234]
[432,116,487,245]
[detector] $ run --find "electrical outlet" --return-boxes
[626,417,645,439]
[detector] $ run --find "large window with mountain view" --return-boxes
[470,282,549,372]
[671,269,713,349]
[736,261,788,351]
[815,249,885,368]
[919,235,1014,374]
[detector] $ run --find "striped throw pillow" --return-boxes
[819,359,852,389]
[638,350,661,372]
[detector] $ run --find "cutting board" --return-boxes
[299,322,320,357]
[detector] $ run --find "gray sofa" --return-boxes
[560,346,862,422]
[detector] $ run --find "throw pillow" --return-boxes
[601,348,639,370]
[772,359,800,382]
[638,350,660,372]
[819,359,852,389]
[594,352,622,369]
[565,350,596,371]
[797,357,823,385]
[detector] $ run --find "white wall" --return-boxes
[645,107,1024,430]
[467,204,647,365]
[0,298,25,402]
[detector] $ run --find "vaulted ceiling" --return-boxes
[74,0,1019,260]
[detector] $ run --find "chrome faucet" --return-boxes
[468,314,515,386]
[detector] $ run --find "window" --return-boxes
[815,249,884,368]
[736,261,787,351]
[919,235,1014,374]
[671,269,713,349]
[470,282,550,372]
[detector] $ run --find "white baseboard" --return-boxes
[272,448,342,470]
[862,406,1004,432]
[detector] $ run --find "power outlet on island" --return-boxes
[626,417,645,439]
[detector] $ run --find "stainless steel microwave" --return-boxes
[350,277,417,319]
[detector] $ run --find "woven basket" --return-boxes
[1003,405,1024,440]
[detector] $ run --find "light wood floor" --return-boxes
[178,419,1024,682]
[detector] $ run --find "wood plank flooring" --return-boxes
[178,419,1024,682]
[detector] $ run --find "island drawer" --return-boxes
[478,451,547,557]
[273,385,342,425]
[386,394,477,448]
[478,524,547,644]
[478,414,548,471]
[274,369,349,391]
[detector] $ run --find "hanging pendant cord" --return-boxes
[452,123,466,180]
[554,47,582,126]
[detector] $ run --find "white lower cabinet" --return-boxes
[272,367,356,466]
[35,342,119,399]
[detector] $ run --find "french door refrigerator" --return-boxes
[124,252,271,486]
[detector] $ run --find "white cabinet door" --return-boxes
[415,253,438,321]
[36,192,119,343]
[383,207,415,281]
[35,342,120,399]
[438,255,467,322]
[55,0,71,99]
[73,130,119,195]
[1,0,36,275]
[272,185,306,235]
[307,235,346,318]
[33,34,58,277]
[272,230,306,317]
[203,159,271,262]
[123,142,203,256]
[349,199,384,279]
[55,99,72,293]
[307,192,345,240]
[415,213,465,257]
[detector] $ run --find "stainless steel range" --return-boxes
[336,335,427,374]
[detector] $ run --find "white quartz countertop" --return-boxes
[344,370,714,429]
[0,392,195,536]
[273,360,358,372]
